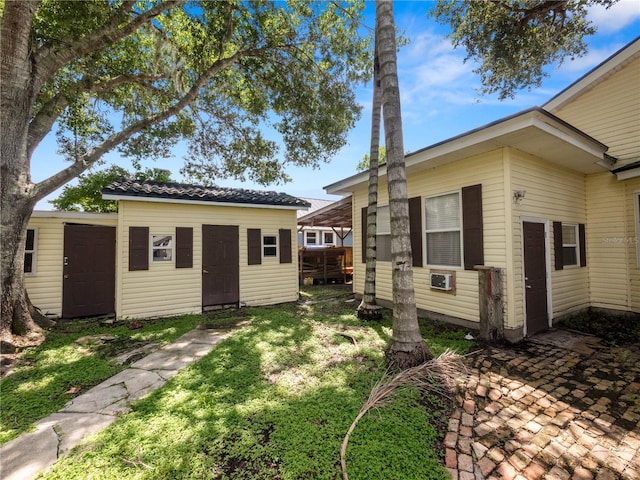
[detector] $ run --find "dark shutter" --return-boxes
[408,196,423,267]
[462,184,484,270]
[361,207,367,263]
[129,226,149,271]
[553,221,563,270]
[175,227,193,268]
[279,229,292,264]
[248,228,262,265]
[579,223,587,267]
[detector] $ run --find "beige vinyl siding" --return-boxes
[117,200,299,319]
[509,149,589,325]
[25,213,117,317]
[353,150,508,324]
[549,55,640,167]
[586,173,639,312]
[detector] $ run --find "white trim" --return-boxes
[150,233,174,263]
[24,227,38,276]
[262,234,278,259]
[424,190,463,269]
[520,217,552,337]
[544,39,640,111]
[616,169,640,181]
[31,210,117,219]
[102,194,304,211]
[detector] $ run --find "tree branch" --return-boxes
[32,0,183,92]
[31,47,267,202]
[27,74,166,157]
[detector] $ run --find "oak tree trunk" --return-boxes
[376,0,432,369]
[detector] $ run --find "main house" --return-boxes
[326,38,639,342]
[25,179,309,319]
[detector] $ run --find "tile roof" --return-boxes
[102,178,311,209]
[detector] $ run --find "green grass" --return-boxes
[4,286,473,479]
[0,314,204,445]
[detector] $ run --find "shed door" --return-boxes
[523,221,549,336]
[62,224,116,318]
[202,225,239,308]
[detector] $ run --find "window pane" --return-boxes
[152,235,173,262]
[264,246,277,257]
[377,234,391,262]
[563,246,577,266]
[264,236,277,246]
[427,231,461,266]
[376,205,390,235]
[324,232,334,244]
[25,229,35,251]
[426,193,460,230]
[24,253,33,273]
[562,225,576,244]
[306,232,317,244]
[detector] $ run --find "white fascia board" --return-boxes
[31,211,118,219]
[102,194,305,211]
[616,169,640,181]
[545,39,640,112]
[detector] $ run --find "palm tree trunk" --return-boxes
[375,0,431,369]
[357,41,382,321]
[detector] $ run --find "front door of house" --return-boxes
[202,225,239,308]
[62,224,116,318]
[523,221,549,336]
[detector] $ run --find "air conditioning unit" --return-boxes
[430,272,453,291]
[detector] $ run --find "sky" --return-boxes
[32,0,640,210]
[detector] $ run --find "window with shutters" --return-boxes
[24,228,37,275]
[425,192,462,267]
[263,235,277,257]
[376,205,391,262]
[562,224,579,267]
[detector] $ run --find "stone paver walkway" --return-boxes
[0,327,235,480]
[446,332,640,480]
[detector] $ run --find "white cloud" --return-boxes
[588,0,640,33]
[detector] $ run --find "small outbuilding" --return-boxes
[25,179,310,319]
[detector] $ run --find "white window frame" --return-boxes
[150,234,174,263]
[263,234,278,258]
[305,230,318,246]
[424,190,462,268]
[376,204,391,262]
[561,223,579,268]
[323,231,335,246]
[24,227,38,275]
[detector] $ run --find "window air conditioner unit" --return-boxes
[430,272,453,291]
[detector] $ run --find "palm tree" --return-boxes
[376,0,431,369]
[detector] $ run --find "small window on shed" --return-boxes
[151,234,173,262]
[263,235,277,257]
[24,228,37,275]
[562,224,579,267]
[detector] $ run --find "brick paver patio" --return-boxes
[446,332,640,480]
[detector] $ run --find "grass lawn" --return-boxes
[3,285,473,479]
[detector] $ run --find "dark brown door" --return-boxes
[62,224,116,318]
[202,225,239,308]
[523,221,549,335]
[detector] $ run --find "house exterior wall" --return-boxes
[509,150,590,331]
[585,173,640,312]
[116,200,299,319]
[25,212,118,317]
[548,54,640,167]
[353,150,508,328]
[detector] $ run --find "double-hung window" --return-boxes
[305,231,317,246]
[562,224,579,267]
[376,205,391,262]
[425,192,462,267]
[24,228,37,274]
[263,235,277,257]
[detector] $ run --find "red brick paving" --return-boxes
[444,337,640,479]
